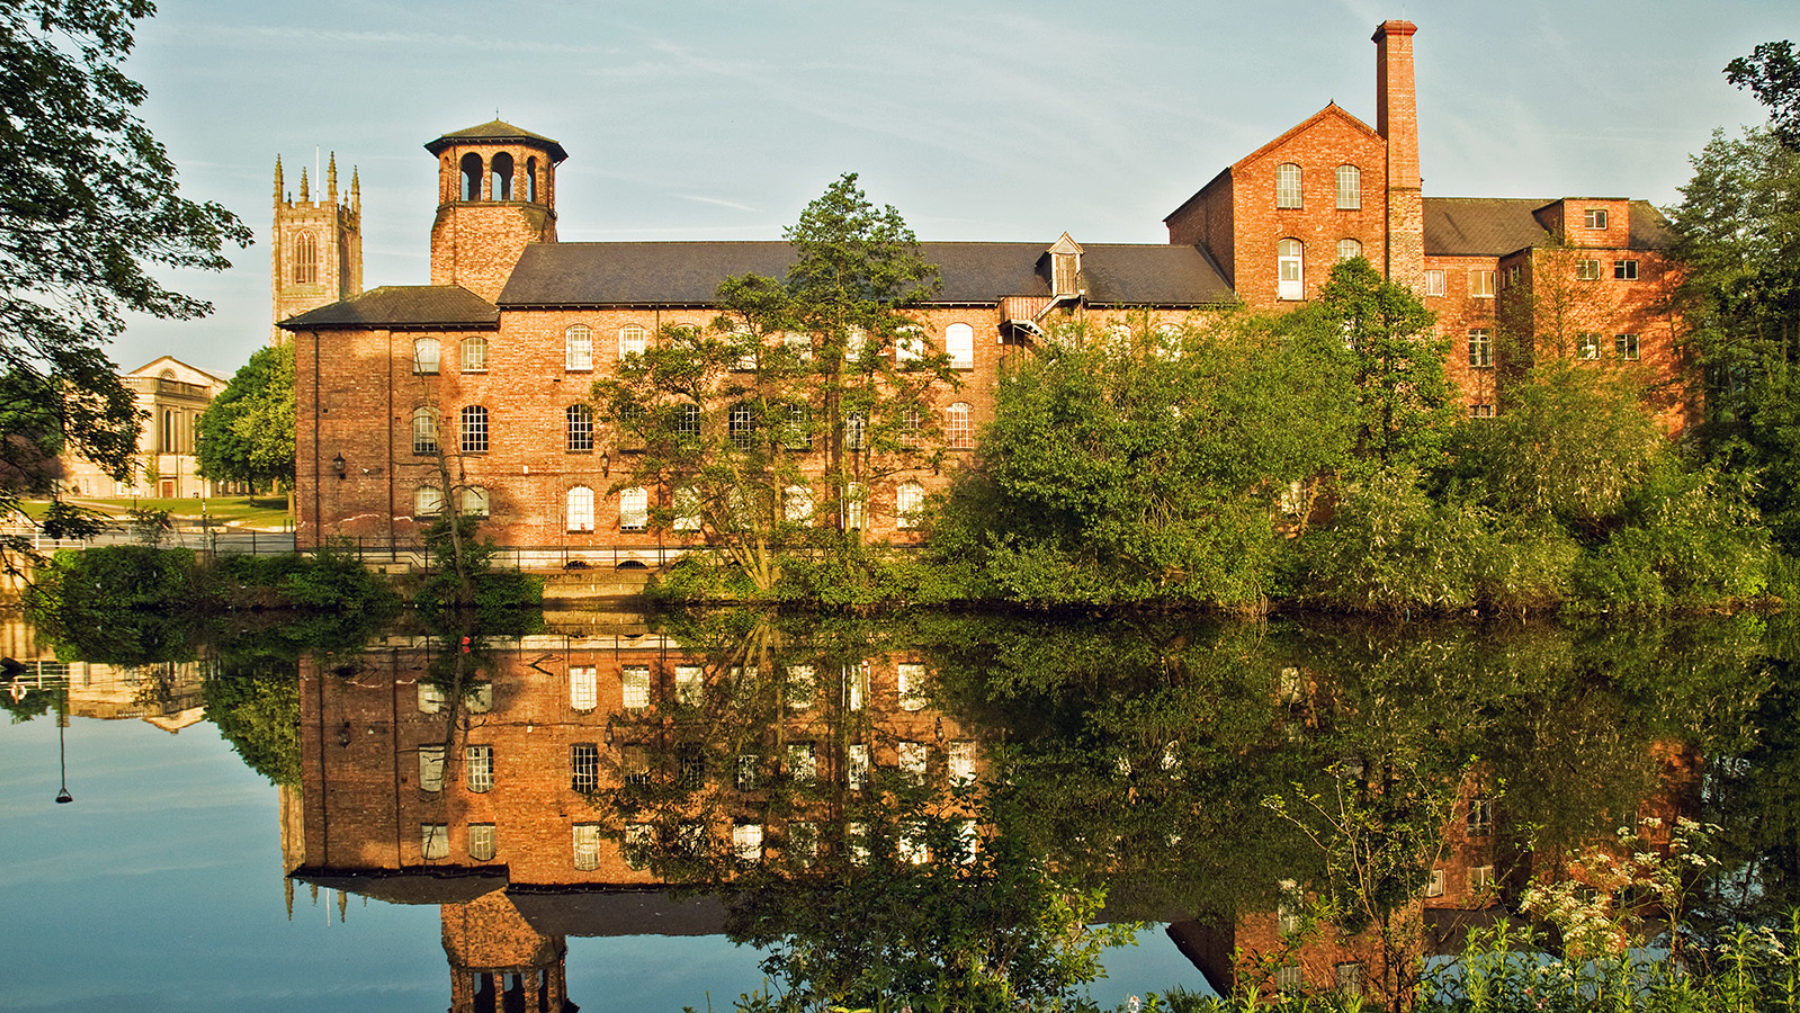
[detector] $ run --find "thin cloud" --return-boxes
[675,194,759,213]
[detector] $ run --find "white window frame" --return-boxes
[573,823,602,871]
[673,486,701,532]
[946,322,975,370]
[1424,269,1446,296]
[571,742,599,793]
[565,324,594,371]
[465,744,493,793]
[1577,333,1603,360]
[622,665,651,711]
[1616,333,1641,360]
[1335,164,1360,209]
[732,823,764,864]
[468,823,496,861]
[948,740,977,784]
[787,742,817,784]
[675,665,704,707]
[786,664,815,710]
[783,485,812,523]
[1277,239,1304,301]
[1336,238,1362,262]
[1468,328,1493,368]
[1584,208,1609,229]
[847,743,871,790]
[896,481,924,529]
[618,324,647,358]
[945,402,972,449]
[896,325,925,365]
[1470,269,1495,298]
[414,485,444,519]
[412,337,440,375]
[459,335,488,372]
[843,482,866,531]
[623,823,651,869]
[422,823,449,860]
[620,486,649,532]
[899,741,928,784]
[457,486,490,517]
[1614,259,1639,280]
[459,404,488,453]
[566,485,595,532]
[1275,162,1302,209]
[569,666,597,711]
[411,408,439,455]
[896,662,927,711]
[1578,258,1602,281]
[418,745,446,792]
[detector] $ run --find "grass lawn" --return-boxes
[16,496,293,529]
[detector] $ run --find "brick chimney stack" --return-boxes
[1374,19,1425,292]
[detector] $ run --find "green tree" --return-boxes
[1285,258,1457,472]
[195,344,295,491]
[0,1,249,554]
[1669,126,1800,547]
[1726,40,1800,149]
[594,173,950,593]
[933,313,1355,607]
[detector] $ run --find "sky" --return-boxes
[111,0,1793,378]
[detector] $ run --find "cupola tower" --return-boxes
[425,121,567,302]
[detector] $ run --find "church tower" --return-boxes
[425,121,567,302]
[271,152,363,343]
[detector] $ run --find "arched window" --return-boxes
[458,486,490,517]
[845,410,867,451]
[566,403,594,452]
[292,231,317,285]
[411,407,439,455]
[413,337,440,375]
[896,481,924,529]
[161,409,174,453]
[415,485,444,518]
[1275,163,1302,209]
[945,323,974,370]
[945,402,972,449]
[896,325,925,365]
[619,487,649,531]
[459,153,483,201]
[1277,239,1304,301]
[1337,238,1363,262]
[565,325,593,371]
[526,156,539,203]
[619,324,647,358]
[566,486,595,532]
[460,405,489,453]
[490,152,513,201]
[460,335,488,372]
[729,403,756,449]
[1336,165,1361,209]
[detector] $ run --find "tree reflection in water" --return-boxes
[13,602,1792,1011]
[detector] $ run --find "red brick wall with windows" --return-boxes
[1227,108,1389,310]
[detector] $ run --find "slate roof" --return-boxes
[424,119,568,162]
[499,241,1234,309]
[278,285,500,331]
[1422,197,1672,257]
[290,867,508,905]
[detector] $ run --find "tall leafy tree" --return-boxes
[1726,40,1800,149]
[1672,46,1800,547]
[1284,258,1457,472]
[595,173,950,592]
[0,0,249,546]
[195,344,295,491]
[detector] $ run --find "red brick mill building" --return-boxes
[279,20,1688,557]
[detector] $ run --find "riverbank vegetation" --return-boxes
[652,262,1779,613]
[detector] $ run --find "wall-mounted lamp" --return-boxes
[331,453,347,480]
[601,452,610,478]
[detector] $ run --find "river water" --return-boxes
[0,608,1786,1011]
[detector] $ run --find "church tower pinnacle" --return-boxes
[271,149,363,344]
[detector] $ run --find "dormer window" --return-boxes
[1584,208,1608,230]
[1048,233,1084,298]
